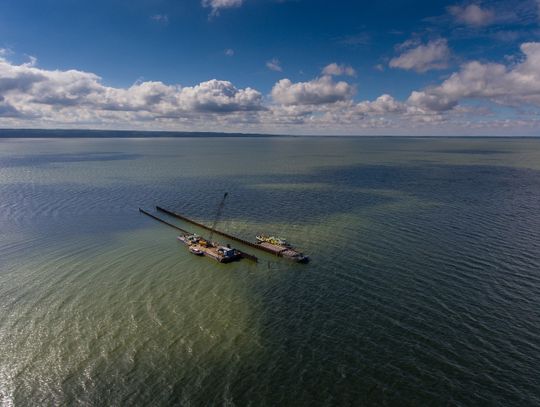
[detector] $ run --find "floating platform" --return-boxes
[156,206,309,263]
[139,208,257,263]
[177,235,241,263]
[257,242,309,263]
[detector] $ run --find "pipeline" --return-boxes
[156,206,279,256]
[140,208,258,262]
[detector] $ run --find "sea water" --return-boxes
[1,136,539,405]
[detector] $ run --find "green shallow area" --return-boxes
[1,136,539,406]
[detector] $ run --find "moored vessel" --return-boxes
[255,235,309,263]
[177,234,241,263]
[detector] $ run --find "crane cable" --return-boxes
[208,192,228,242]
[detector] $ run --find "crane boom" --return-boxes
[209,192,228,242]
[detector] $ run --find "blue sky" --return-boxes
[0,0,539,134]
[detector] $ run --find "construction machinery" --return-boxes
[208,192,228,242]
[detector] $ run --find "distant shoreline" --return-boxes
[0,128,538,139]
[0,128,284,138]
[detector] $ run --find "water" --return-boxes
[1,136,539,406]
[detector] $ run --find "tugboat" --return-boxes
[255,235,309,263]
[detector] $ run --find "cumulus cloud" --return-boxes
[0,54,263,123]
[448,4,495,26]
[0,51,494,132]
[271,75,354,105]
[202,0,243,16]
[322,63,356,77]
[407,42,540,111]
[1,47,539,135]
[389,39,451,72]
[0,96,24,117]
[176,80,263,112]
[407,90,458,112]
[357,94,406,114]
[266,58,282,72]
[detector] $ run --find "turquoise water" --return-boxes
[1,136,539,405]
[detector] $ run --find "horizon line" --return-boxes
[1,128,539,139]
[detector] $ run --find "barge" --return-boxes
[154,206,309,263]
[138,208,257,263]
[255,238,309,263]
[177,234,241,263]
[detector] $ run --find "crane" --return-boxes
[208,192,228,242]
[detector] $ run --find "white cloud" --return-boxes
[202,0,243,16]
[0,95,24,118]
[448,4,495,26]
[407,90,458,112]
[176,80,263,112]
[0,48,12,58]
[322,63,356,77]
[150,14,169,24]
[0,55,263,121]
[357,94,406,114]
[224,48,234,56]
[407,42,540,111]
[271,75,354,105]
[266,58,282,72]
[24,55,38,67]
[389,39,450,72]
[0,48,539,135]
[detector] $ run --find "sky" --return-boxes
[0,0,539,135]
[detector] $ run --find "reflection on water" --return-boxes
[0,136,539,405]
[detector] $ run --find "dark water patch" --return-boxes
[431,149,512,155]
[3,161,540,265]
[0,151,142,167]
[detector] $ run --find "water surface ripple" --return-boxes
[0,137,539,406]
